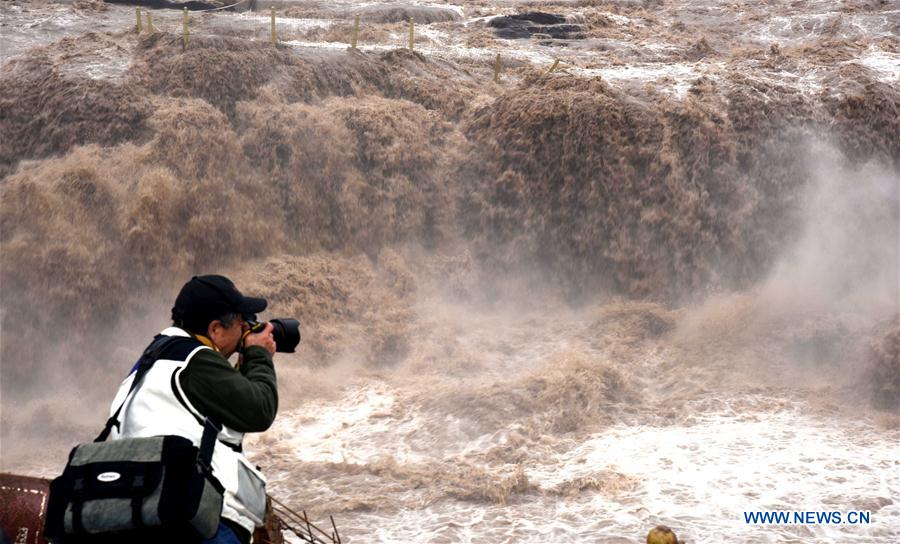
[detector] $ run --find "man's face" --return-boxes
[209,315,247,357]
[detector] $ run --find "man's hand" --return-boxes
[244,322,276,356]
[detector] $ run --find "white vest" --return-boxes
[108,327,267,537]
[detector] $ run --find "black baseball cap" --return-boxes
[171,275,267,333]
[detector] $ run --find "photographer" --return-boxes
[107,275,278,544]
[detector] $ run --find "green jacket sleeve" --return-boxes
[179,346,278,433]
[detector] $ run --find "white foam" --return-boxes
[574,62,700,98]
[853,49,900,84]
[280,382,430,465]
[418,26,450,43]
[271,367,899,541]
[62,56,132,81]
[239,12,333,32]
[435,3,466,19]
[605,13,635,26]
[526,400,900,542]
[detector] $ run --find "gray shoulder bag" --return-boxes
[44,335,225,543]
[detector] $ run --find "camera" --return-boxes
[245,317,301,353]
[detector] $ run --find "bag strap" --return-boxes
[198,417,222,474]
[94,334,183,442]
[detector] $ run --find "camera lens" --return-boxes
[269,318,301,353]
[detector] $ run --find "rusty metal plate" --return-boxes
[0,473,50,544]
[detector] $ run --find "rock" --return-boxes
[647,525,679,544]
[488,12,584,40]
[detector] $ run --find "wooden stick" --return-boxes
[331,515,341,544]
[350,14,359,49]
[182,7,189,49]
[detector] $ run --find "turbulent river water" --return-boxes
[1,0,898,542]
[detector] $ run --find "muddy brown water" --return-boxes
[0,0,898,542]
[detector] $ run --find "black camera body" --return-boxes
[246,317,301,353]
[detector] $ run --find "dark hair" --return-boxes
[174,312,238,336]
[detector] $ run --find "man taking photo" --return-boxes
[107,274,278,544]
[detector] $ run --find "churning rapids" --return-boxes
[1,0,898,542]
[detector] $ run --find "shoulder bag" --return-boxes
[43,336,225,543]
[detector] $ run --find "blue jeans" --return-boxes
[202,522,245,544]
